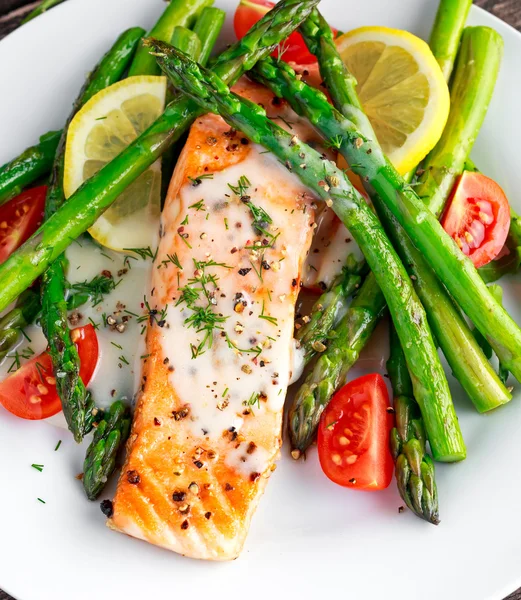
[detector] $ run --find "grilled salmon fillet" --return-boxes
[108,78,322,560]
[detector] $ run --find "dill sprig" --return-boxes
[69,274,120,307]
[259,301,278,326]
[188,173,214,186]
[228,175,274,236]
[176,259,233,359]
[123,246,158,261]
[188,199,206,211]
[137,296,168,327]
[158,253,183,270]
[7,346,34,373]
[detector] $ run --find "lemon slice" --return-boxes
[64,76,167,251]
[336,27,450,174]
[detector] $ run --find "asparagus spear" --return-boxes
[387,325,440,525]
[291,273,387,454]
[415,27,503,218]
[128,0,213,77]
[429,0,472,80]
[150,41,466,462]
[22,0,65,24]
[83,400,131,501]
[295,15,521,385]
[251,52,511,413]
[40,27,145,442]
[0,0,321,313]
[160,13,224,200]
[171,27,202,62]
[296,256,364,363]
[193,7,226,65]
[0,130,61,205]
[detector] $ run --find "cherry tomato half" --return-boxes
[0,325,99,420]
[317,374,394,491]
[442,171,510,268]
[0,186,46,265]
[233,0,336,64]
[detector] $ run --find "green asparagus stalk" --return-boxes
[128,0,213,77]
[0,130,61,205]
[171,27,202,62]
[429,0,472,79]
[291,273,387,455]
[193,7,227,65]
[414,27,503,218]
[387,325,440,525]
[83,400,131,501]
[22,0,65,24]
[251,54,511,413]
[151,40,466,462]
[160,13,223,200]
[0,0,321,313]
[40,27,144,442]
[0,290,40,361]
[296,255,364,363]
[297,15,521,385]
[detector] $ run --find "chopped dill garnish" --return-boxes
[188,199,206,211]
[188,173,214,186]
[31,464,44,472]
[70,273,120,307]
[54,440,62,452]
[158,253,183,270]
[118,355,129,366]
[259,301,278,326]
[7,347,34,372]
[122,246,158,261]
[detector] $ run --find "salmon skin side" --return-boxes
[108,77,322,560]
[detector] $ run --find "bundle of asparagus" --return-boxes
[0,0,519,522]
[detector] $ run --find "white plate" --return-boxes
[1,1,521,599]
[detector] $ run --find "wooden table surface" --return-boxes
[0,0,520,598]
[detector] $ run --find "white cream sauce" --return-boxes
[0,237,154,423]
[151,149,315,445]
[303,206,364,290]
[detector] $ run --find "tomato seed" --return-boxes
[29,395,42,404]
[331,454,342,465]
[37,384,49,395]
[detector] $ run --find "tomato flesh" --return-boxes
[442,172,510,268]
[233,0,336,64]
[0,325,99,420]
[317,374,394,491]
[0,186,46,264]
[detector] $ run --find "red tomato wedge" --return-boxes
[0,186,46,265]
[317,374,394,491]
[233,0,337,64]
[0,325,99,420]
[442,172,510,268]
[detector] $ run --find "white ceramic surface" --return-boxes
[1,1,521,599]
